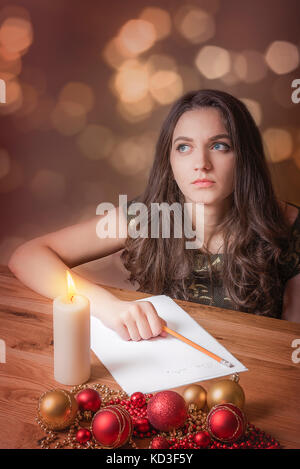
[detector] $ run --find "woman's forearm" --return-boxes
[8,240,167,341]
[8,241,122,316]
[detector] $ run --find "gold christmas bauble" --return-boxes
[183,384,207,410]
[38,389,78,430]
[207,379,245,410]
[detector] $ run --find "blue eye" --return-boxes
[176,144,190,153]
[212,142,230,151]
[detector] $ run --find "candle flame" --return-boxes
[66,271,76,302]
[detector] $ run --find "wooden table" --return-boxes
[0,264,300,449]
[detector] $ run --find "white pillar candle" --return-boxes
[53,271,90,385]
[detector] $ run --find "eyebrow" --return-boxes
[173,134,231,144]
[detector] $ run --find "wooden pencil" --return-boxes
[162,325,234,368]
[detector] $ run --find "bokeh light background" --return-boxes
[0,0,299,289]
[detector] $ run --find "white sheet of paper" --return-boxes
[90,295,248,395]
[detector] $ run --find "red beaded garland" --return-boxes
[89,392,280,450]
[130,392,146,408]
[134,417,150,433]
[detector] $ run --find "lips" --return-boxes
[192,178,215,184]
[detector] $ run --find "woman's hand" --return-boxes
[97,299,168,341]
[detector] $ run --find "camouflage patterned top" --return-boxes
[124,199,300,319]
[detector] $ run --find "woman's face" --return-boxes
[170,107,235,205]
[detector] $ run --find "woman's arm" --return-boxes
[8,206,167,340]
[282,273,300,323]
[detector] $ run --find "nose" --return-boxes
[193,146,212,171]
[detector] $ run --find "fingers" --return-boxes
[117,301,168,341]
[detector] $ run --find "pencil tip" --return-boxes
[220,359,234,368]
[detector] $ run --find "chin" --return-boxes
[186,192,219,205]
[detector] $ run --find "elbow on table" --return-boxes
[8,240,35,276]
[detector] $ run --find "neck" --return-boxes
[185,194,233,247]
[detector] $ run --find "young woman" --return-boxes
[8,90,300,342]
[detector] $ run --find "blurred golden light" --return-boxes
[117,93,154,123]
[219,72,240,86]
[0,54,22,81]
[59,82,94,112]
[51,101,86,136]
[149,70,183,105]
[234,50,267,83]
[14,96,55,132]
[0,44,19,61]
[178,64,202,92]
[195,46,231,79]
[146,54,177,74]
[265,41,299,75]
[0,79,23,114]
[175,7,215,44]
[263,128,293,162]
[30,169,66,203]
[77,124,114,160]
[102,37,130,69]
[240,98,262,126]
[0,148,10,179]
[0,5,31,23]
[272,75,295,109]
[116,19,156,56]
[109,136,152,176]
[139,7,171,40]
[0,158,23,193]
[0,16,33,55]
[114,59,149,103]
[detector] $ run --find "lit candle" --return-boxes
[53,271,90,385]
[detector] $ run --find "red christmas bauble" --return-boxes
[91,404,133,448]
[150,436,170,449]
[130,392,146,408]
[76,388,101,413]
[147,390,188,432]
[194,431,211,448]
[76,427,92,444]
[134,417,150,433]
[207,403,247,443]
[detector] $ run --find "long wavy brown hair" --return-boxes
[121,89,291,318]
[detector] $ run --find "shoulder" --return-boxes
[278,200,300,227]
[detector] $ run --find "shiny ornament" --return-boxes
[38,389,78,431]
[194,431,211,448]
[147,390,188,432]
[150,436,170,449]
[76,388,101,412]
[76,427,92,444]
[207,379,245,409]
[130,392,146,408]
[91,404,133,448]
[183,384,207,410]
[134,417,150,433]
[207,403,247,443]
